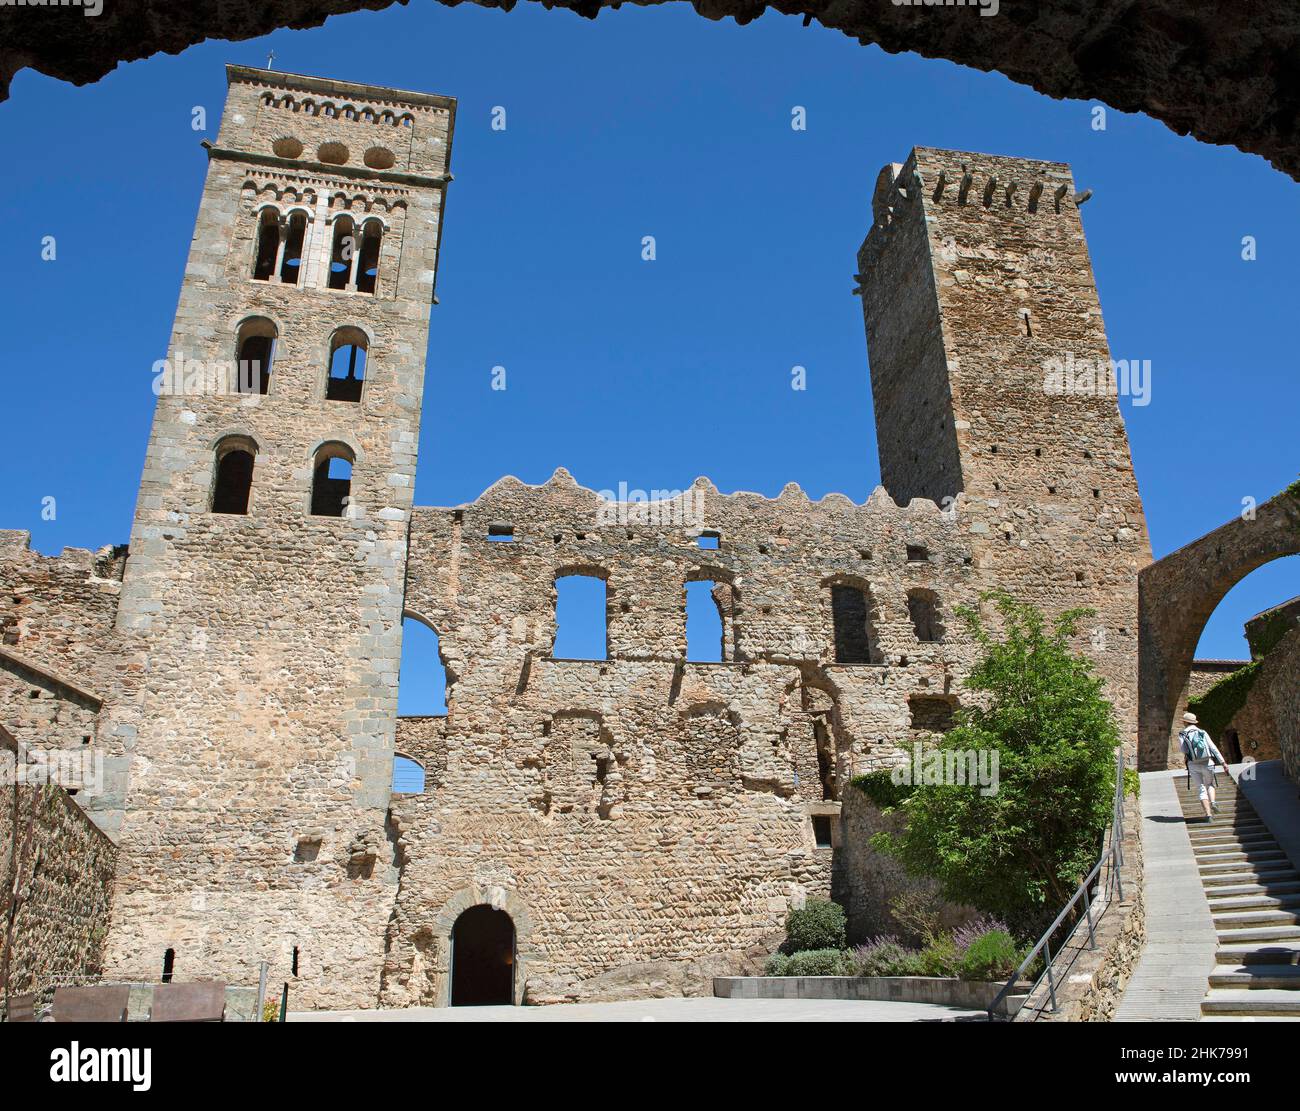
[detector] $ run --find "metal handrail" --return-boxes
[987,746,1128,1020]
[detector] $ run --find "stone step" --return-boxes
[1201,990,1300,1016]
[1190,857,1284,873]
[1190,832,1278,850]
[1216,943,1300,965]
[1209,964,1300,989]
[1216,924,1300,944]
[1195,848,1285,865]
[1201,867,1300,888]
[1191,822,1271,835]
[1205,892,1300,912]
[1213,908,1300,929]
[1206,880,1300,900]
[1199,851,1288,871]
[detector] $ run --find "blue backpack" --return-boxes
[1182,727,1210,761]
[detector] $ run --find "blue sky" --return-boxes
[1,2,1295,676]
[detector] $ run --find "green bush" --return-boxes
[785,948,855,976]
[917,935,961,978]
[764,953,791,977]
[957,929,1022,981]
[850,769,914,809]
[782,898,847,954]
[871,592,1121,935]
[852,937,924,978]
[765,949,855,977]
[1188,661,1262,741]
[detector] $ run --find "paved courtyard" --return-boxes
[289,997,983,1022]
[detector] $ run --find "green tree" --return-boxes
[873,592,1119,934]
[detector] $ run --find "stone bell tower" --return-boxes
[101,66,456,1009]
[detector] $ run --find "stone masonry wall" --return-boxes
[832,781,977,947]
[0,530,130,834]
[98,67,455,1010]
[380,472,983,1004]
[859,149,1151,756]
[1,726,118,1010]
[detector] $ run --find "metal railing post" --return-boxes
[1045,938,1057,1011]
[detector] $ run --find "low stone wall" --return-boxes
[714,974,1026,1015]
[1,725,118,1011]
[120,983,260,1023]
[1015,790,1145,1022]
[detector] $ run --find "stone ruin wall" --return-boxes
[1,725,118,1009]
[379,470,987,1004]
[0,531,132,836]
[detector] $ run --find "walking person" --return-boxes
[1179,711,1228,821]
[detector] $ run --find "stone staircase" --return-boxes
[1181,776,1300,1019]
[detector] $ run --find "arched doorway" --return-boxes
[450,905,515,1006]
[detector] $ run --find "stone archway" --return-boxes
[430,883,535,1006]
[3,3,1300,181]
[450,904,515,1006]
[1137,491,1300,770]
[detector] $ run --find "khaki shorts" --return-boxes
[1188,761,1217,800]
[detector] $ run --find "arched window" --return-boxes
[828,581,875,664]
[355,219,383,295]
[391,755,426,794]
[399,616,448,715]
[327,215,355,291]
[553,573,608,660]
[211,436,257,515]
[310,443,354,517]
[907,589,944,643]
[234,317,277,395]
[252,209,280,280]
[278,211,308,285]
[326,327,368,403]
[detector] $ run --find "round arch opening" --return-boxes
[450,904,515,1006]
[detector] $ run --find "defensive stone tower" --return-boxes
[100,66,455,1008]
[858,148,1152,744]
